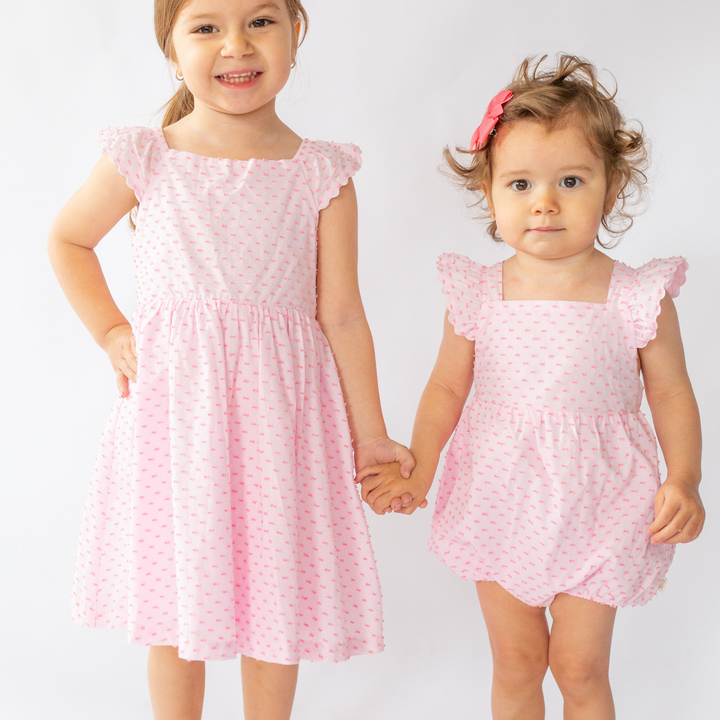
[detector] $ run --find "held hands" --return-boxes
[103,323,137,397]
[648,477,705,545]
[356,461,432,516]
[354,437,419,514]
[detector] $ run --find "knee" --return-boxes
[491,643,548,688]
[550,652,609,697]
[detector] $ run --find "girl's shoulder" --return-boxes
[96,125,165,202]
[437,253,501,340]
[96,125,164,162]
[298,140,363,212]
[437,253,500,295]
[613,257,689,348]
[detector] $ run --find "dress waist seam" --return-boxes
[134,297,315,317]
[470,397,643,419]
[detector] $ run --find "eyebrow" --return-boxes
[183,3,282,22]
[497,165,596,179]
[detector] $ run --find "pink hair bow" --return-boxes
[470,89,514,151]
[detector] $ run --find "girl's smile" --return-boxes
[171,0,298,118]
[215,70,262,86]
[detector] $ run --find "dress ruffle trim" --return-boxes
[437,253,486,341]
[310,142,362,212]
[627,256,688,348]
[96,125,152,202]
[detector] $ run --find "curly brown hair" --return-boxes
[444,54,648,247]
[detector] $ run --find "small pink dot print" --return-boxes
[429,253,687,609]
[72,126,383,663]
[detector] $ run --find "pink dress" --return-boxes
[430,253,688,608]
[71,126,384,663]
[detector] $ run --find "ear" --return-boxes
[603,174,622,216]
[292,20,301,56]
[482,181,495,217]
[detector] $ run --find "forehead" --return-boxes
[178,0,284,19]
[492,120,603,172]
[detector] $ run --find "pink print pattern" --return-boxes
[430,253,687,608]
[71,126,383,663]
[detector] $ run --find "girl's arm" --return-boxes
[358,312,475,515]
[316,179,414,478]
[47,155,139,397]
[639,293,704,544]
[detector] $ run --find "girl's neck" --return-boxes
[164,100,302,162]
[502,249,616,303]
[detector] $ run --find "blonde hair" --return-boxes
[445,54,648,247]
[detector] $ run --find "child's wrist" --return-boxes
[407,462,436,491]
[663,472,702,491]
[354,433,390,450]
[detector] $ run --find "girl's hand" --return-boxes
[357,462,431,516]
[103,323,137,397]
[648,478,705,545]
[355,437,417,512]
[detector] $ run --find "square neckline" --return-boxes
[156,127,308,164]
[498,259,619,305]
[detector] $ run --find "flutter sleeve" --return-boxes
[96,126,155,202]
[627,257,688,348]
[301,140,362,212]
[437,253,486,341]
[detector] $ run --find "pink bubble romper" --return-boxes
[71,126,384,663]
[430,252,688,608]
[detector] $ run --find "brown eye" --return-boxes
[511,180,530,191]
[561,176,581,188]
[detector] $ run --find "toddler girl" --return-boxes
[47,1,413,718]
[358,55,704,719]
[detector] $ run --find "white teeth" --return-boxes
[219,72,259,83]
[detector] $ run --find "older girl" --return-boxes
[48,1,413,718]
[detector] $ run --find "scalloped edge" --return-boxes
[96,127,144,204]
[631,257,688,348]
[316,145,363,212]
[437,253,485,340]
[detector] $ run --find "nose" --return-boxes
[531,186,559,215]
[221,28,254,58]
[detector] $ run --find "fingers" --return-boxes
[654,512,704,545]
[355,464,389,484]
[367,485,427,516]
[116,368,129,398]
[395,496,428,515]
[649,504,698,545]
[118,354,137,384]
[359,473,385,504]
[107,325,138,389]
[395,446,416,478]
[647,489,667,535]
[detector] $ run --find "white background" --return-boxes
[1,0,718,718]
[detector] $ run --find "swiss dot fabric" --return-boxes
[72,126,383,663]
[430,253,688,608]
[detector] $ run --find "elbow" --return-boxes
[316,303,366,334]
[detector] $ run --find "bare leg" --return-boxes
[476,581,550,720]
[148,646,205,720]
[548,594,616,720]
[241,656,299,720]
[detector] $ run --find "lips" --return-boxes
[216,71,261,83]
